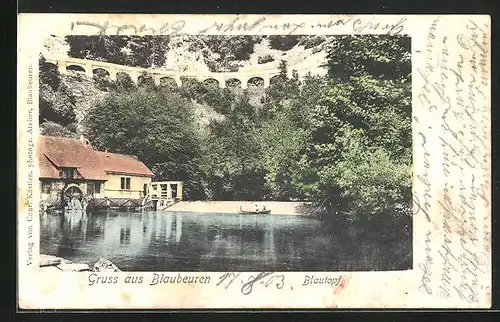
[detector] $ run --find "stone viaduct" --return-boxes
[43,56,327,89]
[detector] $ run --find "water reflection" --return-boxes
[40,210,403,271]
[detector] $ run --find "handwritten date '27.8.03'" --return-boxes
[217,272,286,295]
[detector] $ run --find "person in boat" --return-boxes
[262,205,266,212]
[255,204,259,212]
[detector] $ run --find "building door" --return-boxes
[171,184,178,200]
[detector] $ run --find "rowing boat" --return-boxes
[239,209,271,215]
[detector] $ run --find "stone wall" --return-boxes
[40,180,104,206]
[40,180,66,205]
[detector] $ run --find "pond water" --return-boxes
[40,210,409,271]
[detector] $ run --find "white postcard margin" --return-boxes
[17,14,491,309]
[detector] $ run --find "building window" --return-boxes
[87,183,102,195]
[87,183,95,195]
[60,167,76,179]
[121,177,131,190]
[41,181,51,194]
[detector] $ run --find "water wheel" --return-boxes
[64,185,83,200]
[63,184,84,210]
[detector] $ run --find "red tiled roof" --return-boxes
[95,151,154,177]
[38,135,108,180]
[38,153,60,179]
[38,135,153,180]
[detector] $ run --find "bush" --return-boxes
[40,121,77,138]
[39,56,61,90]
[258,55,275,64]
[93,74,116,92]
[204,36,261,61]
[65,35,169,69]
[137,73,155,87]
[84,88,206,199]
[268,36,300,51]
[321,137,412,218]
[198,36,262,71]
[298,36,326,49]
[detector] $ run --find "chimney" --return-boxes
[79,134,91,147]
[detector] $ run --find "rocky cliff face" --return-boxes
[41,35,71,58]
[60,74,110,126]
[39,71,109,136]
[42,35,333,72]
[39,70,227,138]
[39,35,334,137]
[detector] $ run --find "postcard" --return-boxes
[17,14,491,309]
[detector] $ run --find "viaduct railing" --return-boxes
[43,55,327,89]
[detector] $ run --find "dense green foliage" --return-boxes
[66,35,262,72]
[40,121,78,138]
[201,97,265,200]
[85,88,207,199]
[66,36,170,68]
[258,54,274,64]
[268,36,300,51]
[315,35,412,218]
[42,35,412,220]
[185,35,262,72]
[297,36,327,49]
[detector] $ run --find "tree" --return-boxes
[178,79,235,115]
[196,36,262,71]
[327,35,411,84]
[40,121,78,138]
[305,35,412,217]
[268,36,300,51]
[49,34,412,214]
[84,87,206,199]
[317,132,412,219]
[201,92,266,200]
[261,60,301,119]
[256,71,327,200]
[321,35,411,162]
[65,36,170,68]
[253,110,308,200]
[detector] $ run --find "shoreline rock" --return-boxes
[93,258,121,272]
[39,254,63,267]
[57,263,90,272]
[39,254,121,272]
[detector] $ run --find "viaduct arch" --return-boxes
[43,56,327,89]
